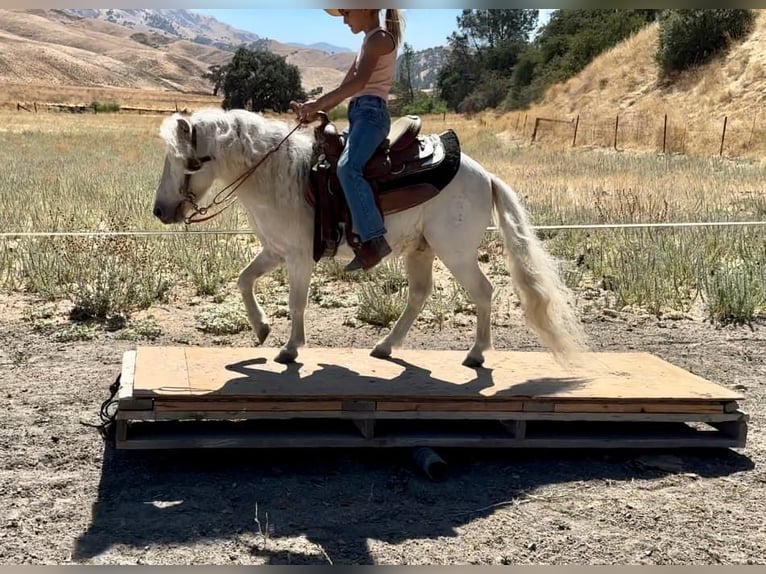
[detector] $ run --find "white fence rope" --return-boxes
[0,220,765,238]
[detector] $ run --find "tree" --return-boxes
[202,64,225,96]
[394,42,416,104]
[457,9,539,49]
[437,10,539,112]
[219,47,306,113]
[436,32,477,111]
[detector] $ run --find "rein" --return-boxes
[182,120,305,225]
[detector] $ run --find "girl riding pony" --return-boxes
[292,9,404,271]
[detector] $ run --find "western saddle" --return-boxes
[306,111,456,262]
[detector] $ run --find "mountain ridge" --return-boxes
[0,8,445,105]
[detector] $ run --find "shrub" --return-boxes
[91,101,121,113]
[328,104,348,122]
[458,72,511,114]
[398,93,448,116]
[656,9,755,75]
[20,233,171,321]
[195,303,250,335]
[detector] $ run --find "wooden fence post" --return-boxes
[719,116,728,156]
[572,114,580,147]
[522,113,528,136]
[531,117,541,143]
[747,113,756,150]
[663,114,667,154]
[613,115,619,150]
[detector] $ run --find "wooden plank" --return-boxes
[552,402,725,414]
[115,426,745,450]
[115,420,128,445]
[129,346,743,403]
[117,350,136,401]
[724,401,740,413]
[352,419,376,439]
[376,400,524,412]
[523,402,555,412]
[118,397,154,411]
[153,399,343,412]
[710,418,748,447]
[133,347,189,396]
[118,351,155,410]
[115,409,745,424]
[499,420,527,439]
[118,436,744,450]
[342,400,376,412]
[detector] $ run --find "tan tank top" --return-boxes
[354,26,397,101]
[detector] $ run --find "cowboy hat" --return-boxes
[324,9,342,16]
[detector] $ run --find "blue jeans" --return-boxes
[336,95,390,243]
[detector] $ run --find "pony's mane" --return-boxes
[159,107,314,163]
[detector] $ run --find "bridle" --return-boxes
[181,120,305,225]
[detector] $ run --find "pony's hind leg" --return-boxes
[371,243,435,359]
[237,249,281,344]
[437,253,493,368]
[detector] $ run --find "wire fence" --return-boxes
[511,108,766,159]
[1,220,765,239]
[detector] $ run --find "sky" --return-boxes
[192,9,554,53]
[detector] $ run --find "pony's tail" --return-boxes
[490,174,587,364]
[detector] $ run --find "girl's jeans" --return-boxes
[336,95,390,243]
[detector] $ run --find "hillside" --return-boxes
[524,10,766,131]
[0,9,354,102]
[0,10,211,92]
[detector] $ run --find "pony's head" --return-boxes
[153,113,218,224]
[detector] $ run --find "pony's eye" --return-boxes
[186,158,202,172]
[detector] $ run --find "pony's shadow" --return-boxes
[72,355,754,565]
[217,355,500,397]
[212,354,589,401]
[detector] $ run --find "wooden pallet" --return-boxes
[114,346,748,450]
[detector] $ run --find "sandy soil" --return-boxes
[0,287,764,565]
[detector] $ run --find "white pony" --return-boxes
[153,108,586,367]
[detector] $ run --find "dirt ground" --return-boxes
[0,285,764,565]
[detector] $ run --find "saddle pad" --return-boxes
[376,129,462,194]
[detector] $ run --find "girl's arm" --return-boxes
[298,31,395,120]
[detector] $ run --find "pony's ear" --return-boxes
[176,117,192,144]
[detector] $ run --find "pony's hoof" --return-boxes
[274,348,297,364]
[462,355,485,369]
[256,323,271,345]
[370,345,391,359]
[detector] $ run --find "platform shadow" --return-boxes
[73,439,754,564]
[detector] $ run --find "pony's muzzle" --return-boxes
[152,203,183,224]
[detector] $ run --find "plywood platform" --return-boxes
[114,347,748,450]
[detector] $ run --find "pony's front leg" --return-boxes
[237,249,282,344]
[274,255,313,364]
[372,245,435,359]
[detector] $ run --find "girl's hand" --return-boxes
[290,99,320,123]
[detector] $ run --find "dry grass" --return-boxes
[511,10,766,159]
[0,108,763,325]
[1,83,222,111]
